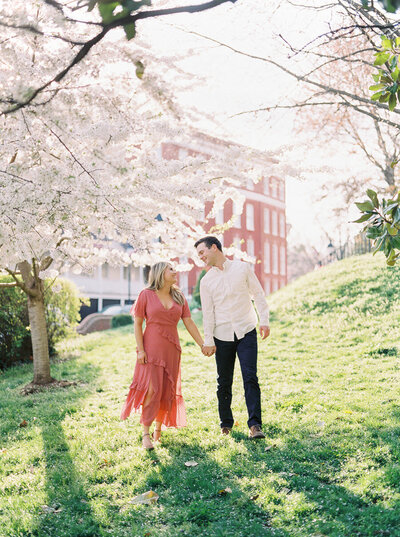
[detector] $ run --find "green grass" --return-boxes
[1,253,400,536]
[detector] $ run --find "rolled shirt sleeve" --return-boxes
[246,264,270,326]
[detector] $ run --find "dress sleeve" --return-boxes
[132,290,147,318]
[181,297,191,319]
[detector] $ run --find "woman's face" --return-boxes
[163,264,177,285]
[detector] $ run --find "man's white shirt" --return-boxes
[200,259,269,346]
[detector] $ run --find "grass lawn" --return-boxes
[1,253,400,537]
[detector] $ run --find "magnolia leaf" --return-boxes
[353,213,373,224]
[355,200,374,212]
[98,2,119,23]
[374,52,390,65]
[124,22,136,40]
[387,224,398,236]
[123,0,151,11]
[369,84,386,91]
[379,93,391,103]
[19,419,28,428]
[366,227,382,239]
[381,37,393,49]
[88,0,98,10]
[371,91,385,101]
[366,189,379,208]
[389,93,397,110]
[135,61,145,79]
[393,67,400,81]
[391,55,398,69]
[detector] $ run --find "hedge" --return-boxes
[0,276,83,369]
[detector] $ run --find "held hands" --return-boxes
[259,325,270,340]
[136,350,147,364]
[201,344,216,357]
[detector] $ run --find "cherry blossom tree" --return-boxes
[0,0,271,391]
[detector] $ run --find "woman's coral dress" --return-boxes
[120,289,190,428]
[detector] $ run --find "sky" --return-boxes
[134,0,367,254]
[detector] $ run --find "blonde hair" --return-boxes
[147,262,185,305]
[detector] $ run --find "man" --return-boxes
[195,236,270,439]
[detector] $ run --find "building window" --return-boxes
[233,201,241,228]
[246,203,254,231]
[247,237,254,257]
[101,263,109,278]
[280,246,286,275]
[272,244,278,274]
[263,177,269,195]
[272,211,278,236]
[271,179,278,198]
[264,242,270,273]
[264,279,271,295]
[246,178,254,190]
[233,236,242,254]
[272,279,279,292]
[264,208,270,234]
[279,213,285,238]
[215,206,224,225]
[278,181,285,200]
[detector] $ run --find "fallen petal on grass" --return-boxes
[129,491,159,505]
[184,460,198,467]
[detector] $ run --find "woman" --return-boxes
[120,262,204,449]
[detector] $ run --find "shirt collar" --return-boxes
[211,258,231,272]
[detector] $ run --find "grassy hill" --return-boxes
[1,253,400,537]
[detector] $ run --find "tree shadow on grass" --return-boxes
[116,430,293,537]
[0,358,103,537]
[232,421,400,537]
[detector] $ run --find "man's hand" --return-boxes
[259,326,270,340]
[202,345,216,356]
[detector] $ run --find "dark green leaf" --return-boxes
[355,200,375,212]
[123,22,136,40]
[389,93,397,110]
[354,213,374,223]
[98,1,119,23]
[366,189,379,208]
[123,0,151,11]
[371,91,385,101]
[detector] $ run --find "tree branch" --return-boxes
[182,30,400,121]
[5,267,37,297]
[1,0,237,115]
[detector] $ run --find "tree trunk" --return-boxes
[27,290,53,384]
[17,261,54,386]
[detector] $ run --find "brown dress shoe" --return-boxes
[249,425,265,439]
[221,427,232,435]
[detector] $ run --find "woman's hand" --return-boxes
[136,350,147,364]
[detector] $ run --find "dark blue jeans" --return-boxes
[214,328,262,429]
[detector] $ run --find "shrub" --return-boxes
[111,314,133,329]
[0,276,31,368]
[191,269,206,309]
[45,278,84,355]
[0,276,84,368]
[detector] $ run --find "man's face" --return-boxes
[196,243,216,266]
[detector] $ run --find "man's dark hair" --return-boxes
[194,236,223,252]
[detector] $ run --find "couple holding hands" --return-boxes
[120,236,270,450]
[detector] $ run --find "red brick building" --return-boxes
[162,135,287,297]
